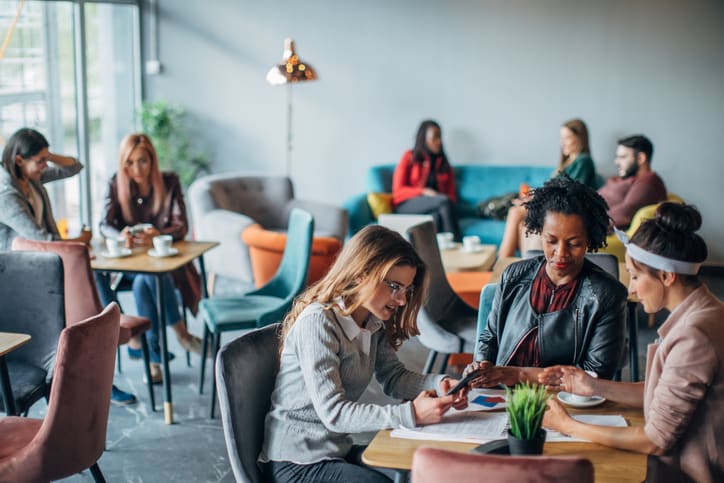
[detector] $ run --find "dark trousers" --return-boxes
[396,194,460,240]
[262,446,392,483]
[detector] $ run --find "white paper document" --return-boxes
[391,413,628,444]
[545,414,629,442]
[392,412,509,444]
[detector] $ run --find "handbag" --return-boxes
[477,192,518,220]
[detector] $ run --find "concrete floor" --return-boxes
[31,271,722,482]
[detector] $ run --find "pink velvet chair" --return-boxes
[411,446,594,483]
[0,303,120,482]
[11,238,157,410]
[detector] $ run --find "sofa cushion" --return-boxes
[367,192,394,219]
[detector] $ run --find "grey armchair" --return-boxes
[216,323,280,483]
[188,173,348,292]
[407,221,478,374]
[0,251,65,416]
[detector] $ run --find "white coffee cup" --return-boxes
[152,234,173,255]
[436,232,454,249]
[105,237,124,256]
[462,235,481,252]
[569,393,594,403]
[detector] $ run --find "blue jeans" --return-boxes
[261,446,392,483]
[95,272,181,354]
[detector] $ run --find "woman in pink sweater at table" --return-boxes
[540,202,724,483]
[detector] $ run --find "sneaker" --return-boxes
[127,346,175,364]
[143,363,163,385]
[110,385,137,406]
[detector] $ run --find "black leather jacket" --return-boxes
[476,257,627,379]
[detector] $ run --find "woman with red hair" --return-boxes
[96,133,203,383]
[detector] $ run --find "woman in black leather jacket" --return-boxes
[465,176,627,387]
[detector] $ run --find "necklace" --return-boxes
[137,197,145,205]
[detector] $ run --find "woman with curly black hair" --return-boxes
[464,176,627,387]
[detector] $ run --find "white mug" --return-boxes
[152,235,173,255]
[105,237,124,256]
[462,235,481,252]
[436,232,454,249]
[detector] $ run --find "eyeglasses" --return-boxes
[382,279,415,299]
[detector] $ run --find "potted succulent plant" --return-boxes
[505,382,550,455]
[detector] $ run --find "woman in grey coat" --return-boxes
[0,128,90,251]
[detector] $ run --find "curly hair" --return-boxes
[523,175,610,251]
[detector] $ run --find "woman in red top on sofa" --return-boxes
[392,119,460,240]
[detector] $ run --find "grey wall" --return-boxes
[143,0,724,261]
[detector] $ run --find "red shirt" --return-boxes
[508,263,581,367]
[597,171,666,229]
[392,150,457,206]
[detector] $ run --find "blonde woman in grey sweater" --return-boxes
[260,225,468,483]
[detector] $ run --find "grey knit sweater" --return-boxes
[259,302,445,464]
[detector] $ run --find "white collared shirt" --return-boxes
[331,299,383,355]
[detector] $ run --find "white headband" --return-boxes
[614,228,701,275]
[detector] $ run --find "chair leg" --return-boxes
[140,336,156,412]
[209,333,221,419]
[422,351,438,375]
[439,353,450,374]
[89,462,106,483]
[199,325,210,395]
[116,346,122,374]
[182,303,191,368]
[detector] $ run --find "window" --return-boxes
[0,0,141,236]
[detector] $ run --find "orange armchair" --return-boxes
[242,224,342,288]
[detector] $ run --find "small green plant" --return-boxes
[505,382,550,440]
[138,101,210,188]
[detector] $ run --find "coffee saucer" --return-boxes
[462,245,485,253]
[148,247,179,258]
[101,248,132,259]
[557,392,606,408]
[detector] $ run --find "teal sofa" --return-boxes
[343,164,553,245]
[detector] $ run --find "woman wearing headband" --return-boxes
[540,202,724,483]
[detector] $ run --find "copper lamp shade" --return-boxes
[266,38,318,85]
[266,38,318,178]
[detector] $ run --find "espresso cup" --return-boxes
[152,235,173,255]
[569,393,594,403]
[105,237,124,256]
[462,235,481,252]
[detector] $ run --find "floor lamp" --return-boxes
[266,38,318,178]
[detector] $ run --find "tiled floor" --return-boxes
[34,271,723,482]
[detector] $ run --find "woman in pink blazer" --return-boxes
[540,202,724,483]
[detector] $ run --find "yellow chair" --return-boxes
[603,193,683,261]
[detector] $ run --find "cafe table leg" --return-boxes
[157,275,174,424]
[198,255,209,298]
[0,356,17,416]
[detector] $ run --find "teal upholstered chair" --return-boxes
[473,283,498,357]
[198,208,314,418]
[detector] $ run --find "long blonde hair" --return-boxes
[280,225,429,351]
[116,133,165,223]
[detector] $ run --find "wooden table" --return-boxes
[91,240,218,424]
[0,332,32,416]
[363,401,646,483]
[440,243,497,272]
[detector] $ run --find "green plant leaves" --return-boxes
[138,101,210,188]
[505,382,550,440]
